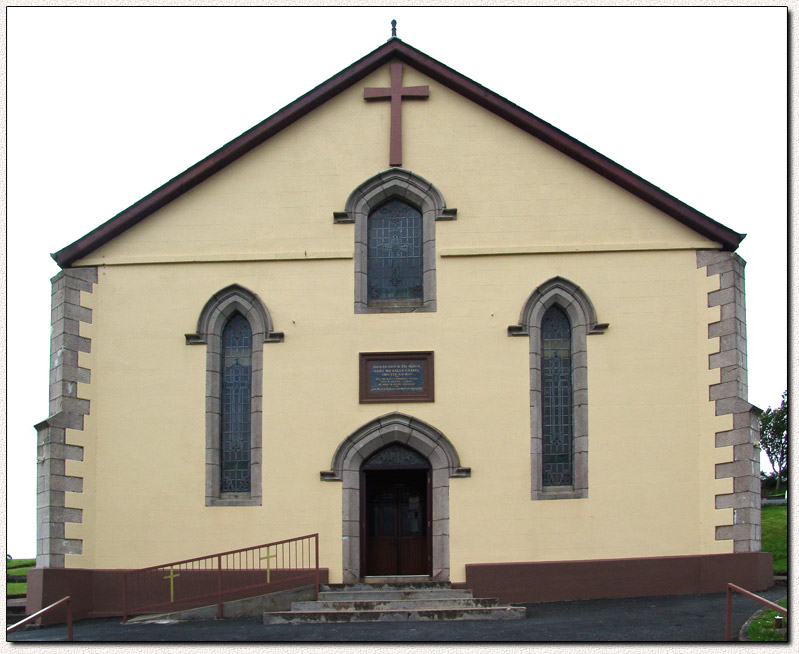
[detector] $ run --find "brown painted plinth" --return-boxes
[26,567,330,624]
[461,552,773,605]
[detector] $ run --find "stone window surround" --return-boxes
[334,168,457,314]
[320,412,470,583]
[697,250,761,553]
[186,284,284,507]
[510,277,607,501]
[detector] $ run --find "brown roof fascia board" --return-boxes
[54,39,742,268]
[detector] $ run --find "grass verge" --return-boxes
[760,505,787,574]
[6,558,35,597]
[746,598,787,641]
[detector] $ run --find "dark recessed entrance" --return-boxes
[361,444,431,577]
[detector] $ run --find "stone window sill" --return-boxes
[533,487,587,501]
[206,496,261,507]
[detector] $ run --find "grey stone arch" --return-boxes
[334,168,457,314]
[321,412,470,582]
[510,277,607,501]
[186,284,284,506]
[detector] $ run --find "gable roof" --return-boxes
[53,38,744,268]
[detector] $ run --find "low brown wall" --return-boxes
[461,552,773,604]
[26,567,330,624]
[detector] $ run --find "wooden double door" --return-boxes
[362,467,431,576]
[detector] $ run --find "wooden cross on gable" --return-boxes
[364,63,429,167]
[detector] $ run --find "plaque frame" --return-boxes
[359,351,434,403]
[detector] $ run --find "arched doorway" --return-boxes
[362,444,431,576]
[321,413,471,583]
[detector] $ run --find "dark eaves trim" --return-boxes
[53,39,744,268]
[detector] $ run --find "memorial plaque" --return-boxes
[359,351,434,403]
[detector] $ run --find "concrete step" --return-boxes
[6,597,27,628]
[321,581,452,591]
[264,582,525,624]
[361,576,437,585]
[263,605,526,624]
[291,597,502,611]
[317,589,474,601]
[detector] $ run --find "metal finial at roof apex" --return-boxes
[391,19,397,39]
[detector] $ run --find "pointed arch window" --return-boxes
[512,277,607,500]
[335,168,457,314]
[187,284,284,507]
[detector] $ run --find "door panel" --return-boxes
[363,469,429,576]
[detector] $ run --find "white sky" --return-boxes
[5,7,788,558]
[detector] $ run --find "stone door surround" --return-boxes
[321,412,470,583]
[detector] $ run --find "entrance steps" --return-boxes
[263,581,525,624]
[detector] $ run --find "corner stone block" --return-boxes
[715,493,752,510]
[733,443,757,462]
[715,397,751,416]
[733,540,755,553]
[709,381,739,401]
[37,426,66,446]
[715,459,753,479]
[64,276,93,292]
[51,317,81,339]
[68,266,98,284]
[44,506,82,524]
[715,524,747,541]
[706,259,735,276]
[37,553,65,568]
[708,318,738,338]
[733,475,761,494]
[51,287,82,310]
[50,475,83,493]
[709,349,740,371]
[41,538,83,555]
[718,270,735,290]
[708,287,736,308]
[697,249,729,268]
[715,427,752,448]
[733,412,756,430]
[734,507,760,526]
[41,443,83,462]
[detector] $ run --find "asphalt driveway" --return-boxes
[7,585,787,642]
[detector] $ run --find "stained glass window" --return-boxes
[367,199,423,302]
[363,444,429,469]
[541,306,573,486]
[221,313,252,493]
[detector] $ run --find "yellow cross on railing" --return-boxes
[163,566,180,603]
[259,547,278,583]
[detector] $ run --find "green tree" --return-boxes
[760,391,788,494]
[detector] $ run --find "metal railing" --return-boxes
[725,582,787,641]
[6,596,73,641]
[122,533,319,622]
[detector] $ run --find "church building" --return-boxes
[30,34,771,618]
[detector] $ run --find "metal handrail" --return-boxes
[6,595,73,641]
[127,533,318,572]
[726,582,787,641]
[123,533,320,622]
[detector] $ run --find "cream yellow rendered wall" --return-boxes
[63,249,733,577]
[62,63,732,578]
